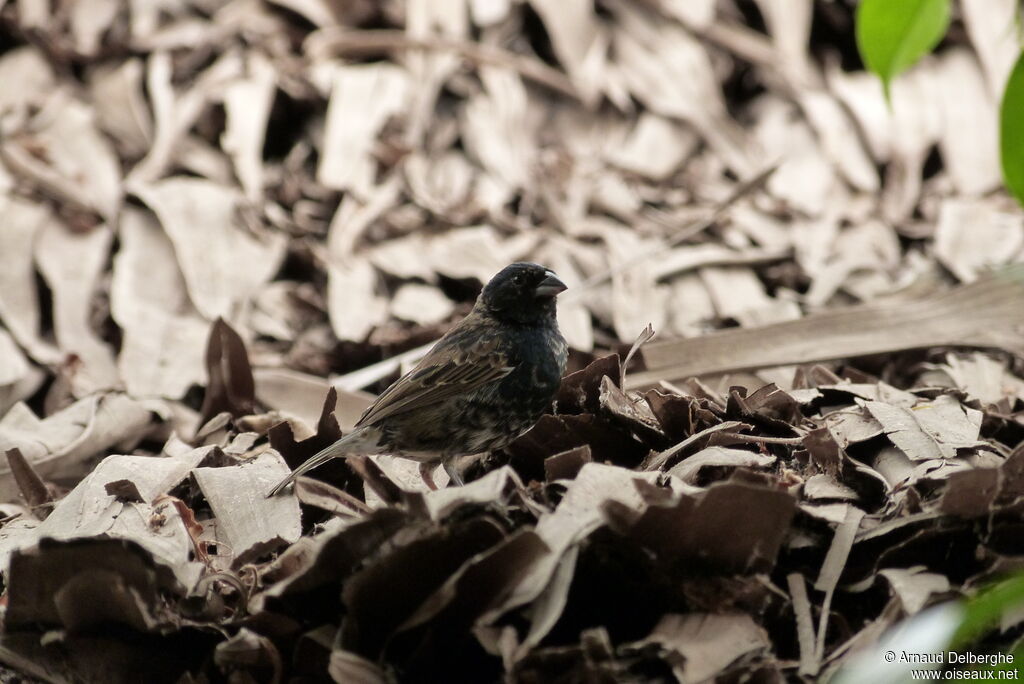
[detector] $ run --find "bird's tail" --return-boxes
[266,427,376,497]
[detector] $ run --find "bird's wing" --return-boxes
[354,321,515,427]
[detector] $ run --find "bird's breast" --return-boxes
[497,325,567,405]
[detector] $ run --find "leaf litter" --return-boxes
[0,0,1022,682]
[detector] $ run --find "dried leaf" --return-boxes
[4,450,210,590]
[0,328,30,389]
[627,477,797,574]
[865,395,983,461]
[326,258,390,342]
[940,467,1001,517]
[111,207,209,398]
[0,197,56,363]
[6,539,179,631]
[0,394,157,500]
[200,318,256,423]
[4,447,49,508]
[135,177,287,320]
[0,46,56,113]
[35,220,120,395]
[462,67,535,191]
[192,450,302,565]
[878,566,950,615]
[318,64,409,195]
[527,0,603,104]
[637,613,770,683]
[605,113,697,180]
[668,446,776,484]
[3,94,122,220]
[89,58,153,157]
[933,49,1002,195]
[255,368,373,433]
[221,55,276,204]
[934,197,1023,283]
[962,0,1020,95]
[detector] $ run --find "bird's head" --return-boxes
[479,262,567,324]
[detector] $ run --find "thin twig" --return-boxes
[718,432,806,445]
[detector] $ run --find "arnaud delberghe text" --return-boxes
[899,652,1015,666]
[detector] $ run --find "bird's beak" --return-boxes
[534,271,568,298]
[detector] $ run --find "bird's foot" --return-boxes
[419,461,439,491]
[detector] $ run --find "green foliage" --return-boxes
[855,0,951,100]
[856,0,1024,209]
[953,573,1024,648]
[1000,51,1024,206]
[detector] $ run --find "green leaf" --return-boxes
[855,0,951,100]
[952,573,1024,648]
[1000,50,1024,207]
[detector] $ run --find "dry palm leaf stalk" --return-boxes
[629,264,1024,388]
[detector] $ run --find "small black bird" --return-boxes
[268,262,568,495]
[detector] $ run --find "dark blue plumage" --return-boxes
[269,262,568,495]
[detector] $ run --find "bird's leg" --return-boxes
[419,461,439,491]
[443,458,465,487]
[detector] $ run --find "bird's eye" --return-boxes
[513,274,524,284]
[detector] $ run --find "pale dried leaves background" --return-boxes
[0,0,1022,681]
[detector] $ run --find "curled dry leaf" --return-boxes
[927,352,1024,406]
[753,97,837,217]
[878,567,951,615]
[199,318,256,423]
[6,538,179,634]
[2,448,213,591]
[667,446,776,484]
[605,113,698,181]
[961,0,1020,96]
[404,152,476,218]
[389,283,456,326]
[527,0,604,104]
[604,225,667,342]
[0,393,157,501]
[4,447,49,509]
[611,1,754,175]
[637,613,771,683]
